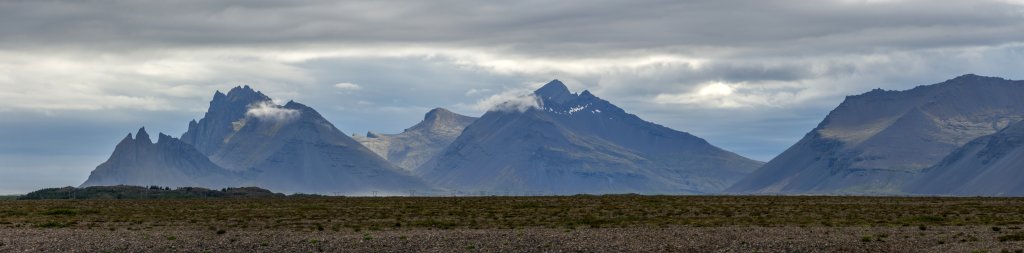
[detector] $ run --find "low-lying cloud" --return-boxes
[470,89,543,113]
[333,82,362,90]
[491,94,543,113]
[245,101,301,122]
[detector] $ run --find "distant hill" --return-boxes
[354,108,477,171]
[417,80,763,195]
[19,185,284,200]
[729,74,1024,195]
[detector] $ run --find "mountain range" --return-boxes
[81,74,1024,196]
[81,82,761,195]
[416,80,763,194]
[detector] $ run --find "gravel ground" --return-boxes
[2,226,1024,252]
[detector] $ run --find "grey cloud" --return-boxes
[1,0,1022,58]
[287,56,531,134]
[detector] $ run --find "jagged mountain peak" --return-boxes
[529,82,611,116]
[120,128,186,146]
[184,85,277,154]
[157,133,173,144]
[135,127,152,144]
[119,133,134,145]
[210,85,272,109]
[226,85,260,96]
[83,124,245,189]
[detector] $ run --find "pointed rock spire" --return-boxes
[157,133,172,144]
[136,127,152,144]
[118,133,135,145]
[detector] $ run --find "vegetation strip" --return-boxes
[2,196,1024,231]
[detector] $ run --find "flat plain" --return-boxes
[2,195,1024,252]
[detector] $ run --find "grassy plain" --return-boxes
[2,195,1024,230]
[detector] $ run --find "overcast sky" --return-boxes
[1,0,1023,194]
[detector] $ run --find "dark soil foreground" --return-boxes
[4,196,1024,252]
[2,226,1024,252]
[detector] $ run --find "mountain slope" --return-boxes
[181,86,432,194]
[81,128,244,188]
[729,74,1024,194]
[417,80,763,194]
[906,120,1024,196]
[353,108,477,171]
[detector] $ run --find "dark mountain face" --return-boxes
[354,108,477,171]
[729,74,1024,194]
[205,100,431,194]
[81,128,243,188]
[181,85,272,155]
[906,120,1024,196]
[417,80,763,195]
[86,86,434,195]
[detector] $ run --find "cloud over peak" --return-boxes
[465,89,543,113]
[489,94,543,113]
[245,101,300,122]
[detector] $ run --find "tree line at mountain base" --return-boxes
[17,185,286,200]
